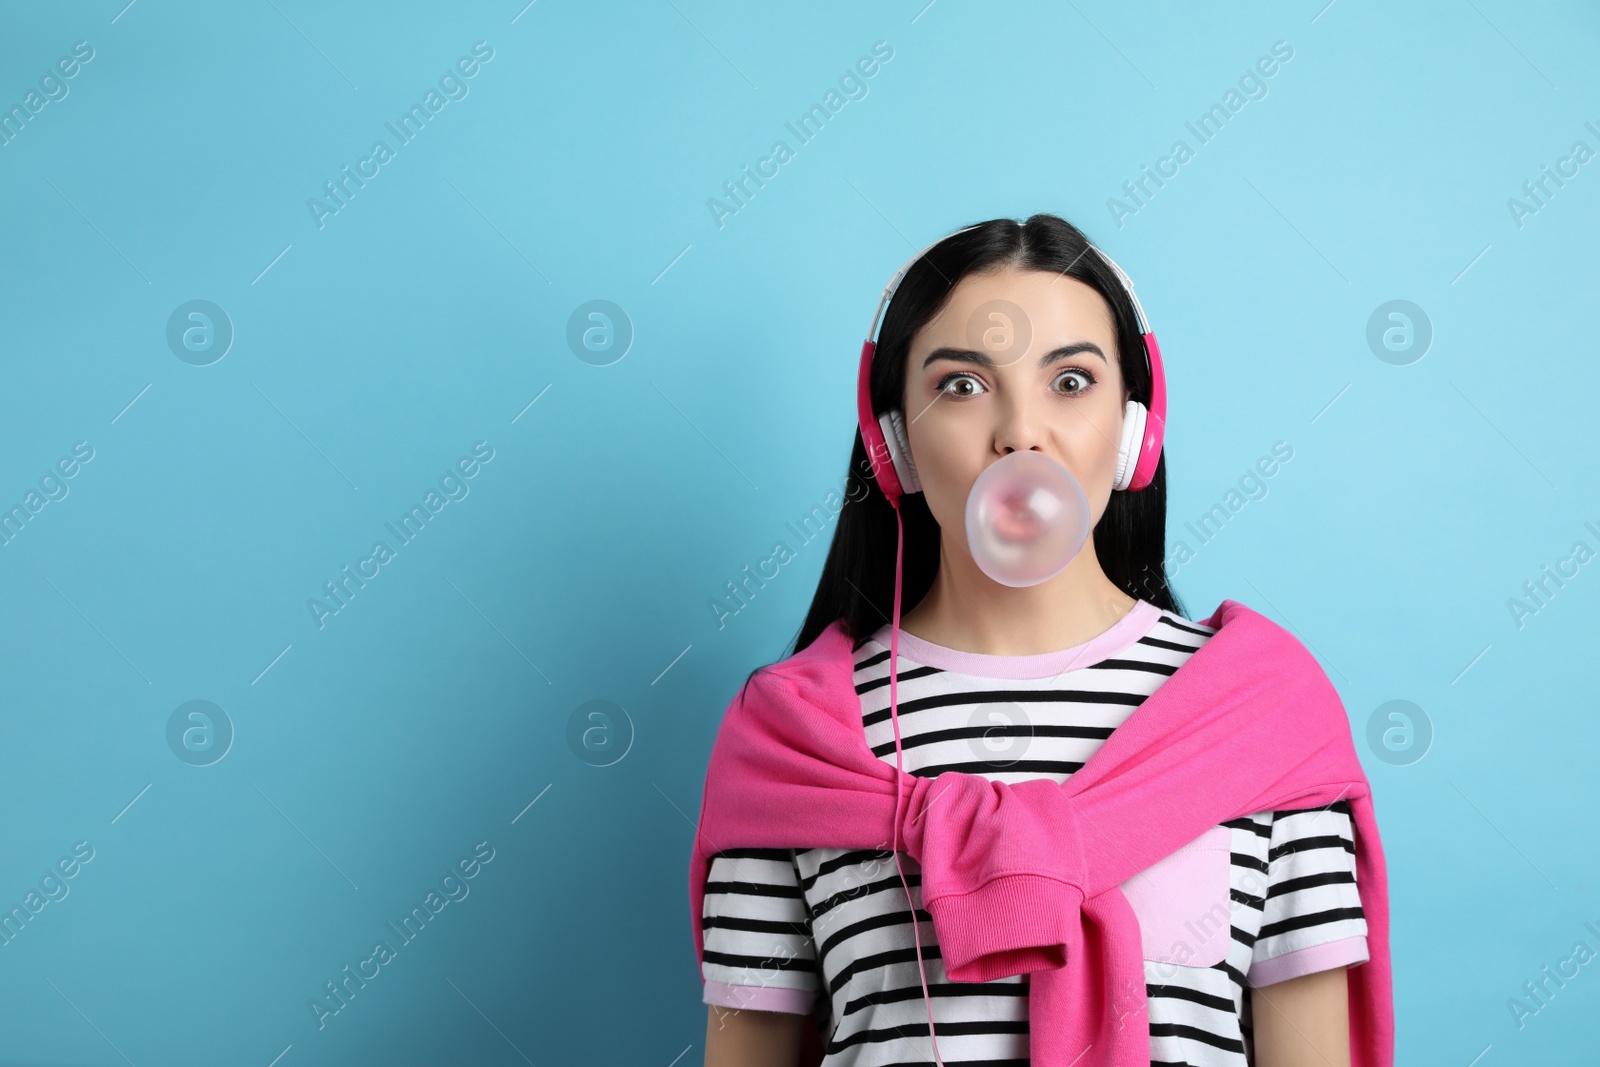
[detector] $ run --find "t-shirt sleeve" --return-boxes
[1248,799,1370,987]
[701,847,820,1015]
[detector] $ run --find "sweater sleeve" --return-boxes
[700,847,819,1015]
[1248,799,1369,987]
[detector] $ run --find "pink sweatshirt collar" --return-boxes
[690,599,1394,1067]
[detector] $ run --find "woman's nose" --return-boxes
[992,393,1049,456]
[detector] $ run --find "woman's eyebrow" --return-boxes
[921,342,1107,370]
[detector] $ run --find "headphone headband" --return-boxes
[863,223,1152,344]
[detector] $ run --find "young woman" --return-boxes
[699,215,1369,1067]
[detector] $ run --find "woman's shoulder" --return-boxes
[732,618,857,706]
[1147,603,1220,641]
[1163,598,1324,659]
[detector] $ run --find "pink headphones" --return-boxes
[855,224,1167,506]
[851,222,1167,1067]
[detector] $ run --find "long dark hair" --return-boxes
[772,214,1185,678]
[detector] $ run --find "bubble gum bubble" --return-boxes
[964,450,1090,587]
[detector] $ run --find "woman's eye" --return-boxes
[936,373,985,398]
[1054,369,1096,396]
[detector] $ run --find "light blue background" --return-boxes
[1,1,1596,1063]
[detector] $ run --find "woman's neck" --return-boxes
[894,540,1139,657]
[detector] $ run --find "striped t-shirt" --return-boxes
[700,599,1369,1067]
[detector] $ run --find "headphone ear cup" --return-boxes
[879,409,921,495]
[1113,399,1148,491]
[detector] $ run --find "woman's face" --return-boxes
[901,265,1130,559]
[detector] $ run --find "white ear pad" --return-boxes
[878,409,921,495]
[1112,399,1148,491]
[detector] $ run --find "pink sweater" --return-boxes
[689,599,1394,1066]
